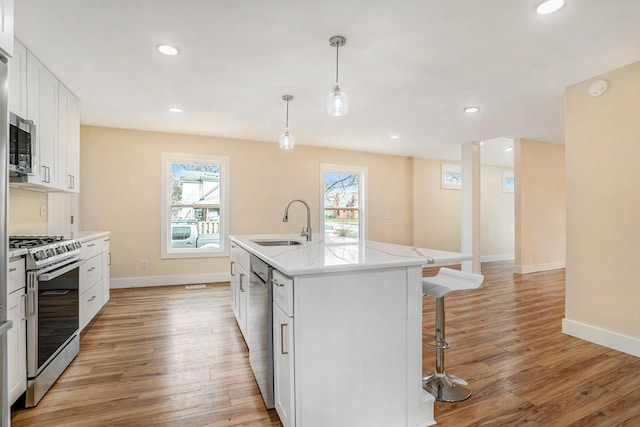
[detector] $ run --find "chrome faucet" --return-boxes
[283,199,312,242]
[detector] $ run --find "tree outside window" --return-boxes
[321,165,367,240]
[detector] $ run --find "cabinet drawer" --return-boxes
[272,269,293,317]
[80,281,102,331]
[81,239,103,260]
[231,243,250,272]
[80,255,102,294]
[9,257,26,293]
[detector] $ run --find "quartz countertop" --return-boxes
[230,234,471,276]
[72,231,111,242]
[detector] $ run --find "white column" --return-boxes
[461,142,481,273]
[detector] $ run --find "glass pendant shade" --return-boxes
[327,83,348,116]
[279,127,294,150]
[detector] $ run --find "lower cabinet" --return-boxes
[230,243,250,340]
[7,256,27,405]
[102,237,111,304]
[273,302,295,427]
[79,234,111,331]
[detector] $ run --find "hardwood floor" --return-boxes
[11,261,640,426]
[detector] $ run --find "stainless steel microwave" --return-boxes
[9,112,35,178]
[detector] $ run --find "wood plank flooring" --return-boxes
[11,261,640,426]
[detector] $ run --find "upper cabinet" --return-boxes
[28,51,59,188]
[0,0,14,57]
[9,38,80,193]
[59,83,80,192]
[8,38,26,116]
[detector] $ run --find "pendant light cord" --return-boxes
[286,99,289,127]
[335,44,340,84]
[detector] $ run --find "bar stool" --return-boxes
[422,267,484,402]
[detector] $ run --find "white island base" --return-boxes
[230,234,471,427]
[290,265,434,427]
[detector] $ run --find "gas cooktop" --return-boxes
[9,235,82,270]
[9,235,65,249]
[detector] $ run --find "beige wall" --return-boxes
[514,138,566,274]
[564,61,640,350]
[412,158,461,252]
[8,187,48,235]
[480,165,514,260]
[79,125,414,280]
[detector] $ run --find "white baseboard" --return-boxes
[481,254,514,263]
[110,273,230,289]
[562,318,640,358]
[513,261,565,274]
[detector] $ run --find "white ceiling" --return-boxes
[14,1,640,162]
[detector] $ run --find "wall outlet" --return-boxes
[141,259,148,269]
[40,204,47,217]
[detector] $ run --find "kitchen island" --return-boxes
[230,234,471,427]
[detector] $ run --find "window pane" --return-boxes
[169,162,222,250]
[324,172,360,238]
[171,163,220,205]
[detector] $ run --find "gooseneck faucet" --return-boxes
[283,199,312,242]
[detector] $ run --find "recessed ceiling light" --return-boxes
[168,107,183,113]
[389,135,400,141]
[157,44,179,56]
[536,0,565,15]
[464,106,480,113]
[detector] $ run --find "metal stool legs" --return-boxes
[422,295,472,402]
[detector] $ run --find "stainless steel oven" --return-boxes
[9,236,83,407]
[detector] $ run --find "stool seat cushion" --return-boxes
[422,267,484,297]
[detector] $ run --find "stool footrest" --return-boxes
[422,332,450,350]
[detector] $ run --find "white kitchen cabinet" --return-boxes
[273,270,295,427]
[8,38,27,117]
[11,42,80,192]
[102,237,110,304]
[58,82,80,192]
[27,50,59,188]
[79,237,104,331]
[0,0,14,57]
[7,256,27,405]
[230,243,250,340]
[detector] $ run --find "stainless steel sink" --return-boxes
[252,240,303,247]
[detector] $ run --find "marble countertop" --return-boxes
[230,234,471,276]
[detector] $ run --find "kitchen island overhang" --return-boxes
[230,234,471,427]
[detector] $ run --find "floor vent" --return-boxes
[185,284,207,290]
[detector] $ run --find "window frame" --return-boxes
[319,163,367,241]
[161,152,230,259]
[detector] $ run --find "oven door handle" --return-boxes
[38,260,85,282]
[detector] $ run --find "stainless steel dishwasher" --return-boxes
[249,255,274,408]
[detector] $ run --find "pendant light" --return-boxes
[327,35,348,116]
[279,95,295,150]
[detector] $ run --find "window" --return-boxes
[161,152,230,258]
[320,164,367,240]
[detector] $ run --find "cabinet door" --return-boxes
[0,0,14,57]
[237,264,249,340]
[273,304,295,427]
[27,51,58,187]
[58,82,80,192]
[230,261,238,319]
[8,288,27,405]
[8,38,27,117]
[102,238,110,303]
